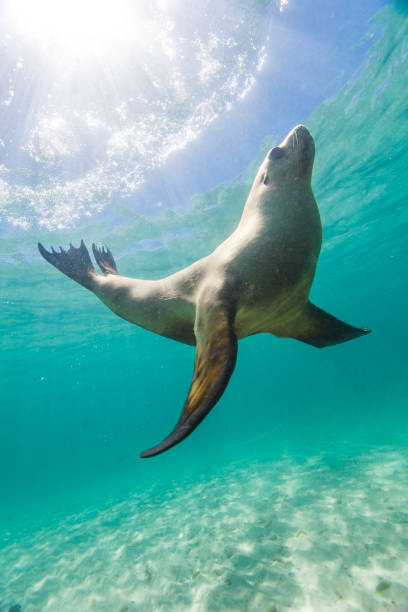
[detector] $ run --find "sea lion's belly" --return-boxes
[213,216,319,339]
[234,277,310,339]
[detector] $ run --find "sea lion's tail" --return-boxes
[38,240,97,290]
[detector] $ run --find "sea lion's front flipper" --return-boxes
[141,301,238,458]
[294,301,371,348]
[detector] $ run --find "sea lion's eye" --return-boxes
[269,147,284,160]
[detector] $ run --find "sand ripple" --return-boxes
[1,447,408,611]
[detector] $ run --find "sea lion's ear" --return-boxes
[140,300,237,457]
[262,170,269,186]
[294,302,371,348]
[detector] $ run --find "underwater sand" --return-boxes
[2,446,408,612]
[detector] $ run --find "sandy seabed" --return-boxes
[1,447,408,612]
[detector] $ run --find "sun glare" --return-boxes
[5,0,139,62]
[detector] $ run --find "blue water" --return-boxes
[1,0,408,609]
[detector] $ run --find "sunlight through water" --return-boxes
[0,0,272,232]
[2,1,408,609]
[5,0,138,62]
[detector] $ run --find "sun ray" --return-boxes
[4,0,145,63]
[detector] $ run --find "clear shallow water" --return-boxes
[1,1,408,610]
[2,447,408,610]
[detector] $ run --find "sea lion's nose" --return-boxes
[269,146,284,160]
[293,124,310,137]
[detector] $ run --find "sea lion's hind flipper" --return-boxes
[92,243,118,275]
[38,240,96,289]
[141,303,238,458]
[294,302,371,348]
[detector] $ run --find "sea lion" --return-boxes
[38,125,370,458]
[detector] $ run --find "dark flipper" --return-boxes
[92,243,118,275]
[141,302,238,458]
[38,240,96,290]
[295,302,371,348]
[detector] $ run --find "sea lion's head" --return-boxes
[260,125,315,188]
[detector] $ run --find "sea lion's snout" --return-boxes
[284,124,314,151]
[292,124,311,138]
[262,125,315,186]
[279,124,315,179]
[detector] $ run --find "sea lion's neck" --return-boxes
[240,179,315,224]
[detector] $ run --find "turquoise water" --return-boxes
[1,1,408,610]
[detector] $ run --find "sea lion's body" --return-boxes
[94,126,321,343]
[39,125,370,457]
